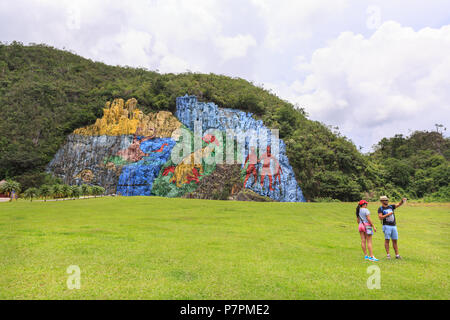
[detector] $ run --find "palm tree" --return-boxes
[23,188,38,202]
[81,184,91,197]
[0,181,6,196]
[51,184,63,199]
[98,186,106,197]
[91,186,99,198]
[61,184,72,199]
[39,185,51,201]
[0,180,18,194]
[0,180,21,200]
[92,186,105,198]
[71,185,81,199]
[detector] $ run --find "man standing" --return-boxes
[378,195,407,259]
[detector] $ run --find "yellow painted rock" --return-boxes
[74,98,181,137]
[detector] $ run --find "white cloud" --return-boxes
[66,4,81,30]
[294,55,310,72]
[250,0,349,50]
[282,21,450,149]
[159,55,190,74]
[214,34,257,61]
[89,30,153,68]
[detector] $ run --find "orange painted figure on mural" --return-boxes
[243,146,258,187]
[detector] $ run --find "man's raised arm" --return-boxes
[396,198,407,208]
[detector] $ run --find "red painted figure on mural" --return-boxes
[162,166,175,176]
[243,146,258,187]
[259,145,283,191]
[186,167,202,184]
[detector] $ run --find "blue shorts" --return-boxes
[382,225,398,240]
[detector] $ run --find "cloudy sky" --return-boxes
[1,0,449,150]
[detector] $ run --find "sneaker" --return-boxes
[396,255,402,259]
[386,254,391,259]
[364,255,369,260]
[369,256,379,262]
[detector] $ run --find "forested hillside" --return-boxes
[0,42,448,201]
[368,131,449,201]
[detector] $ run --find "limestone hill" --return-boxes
[48,96,305,202]
[3,42,447,201]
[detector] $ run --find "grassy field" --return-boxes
[0,197,448,299]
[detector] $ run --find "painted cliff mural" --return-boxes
[47,96,305,202]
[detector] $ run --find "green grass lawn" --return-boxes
[1,197,448,299]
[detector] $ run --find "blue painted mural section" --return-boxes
[175,95,306,202]
[116,137,176,196]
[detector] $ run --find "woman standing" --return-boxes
[357,200,379,261]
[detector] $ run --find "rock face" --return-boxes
[48,98,181,195]
[235,189,274,202]
[47,134,131,193]
[116,137,176,196]
[175,95,305,202]
[48,96,305,202]
[182,164,243,200]
[74,98,182,137]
